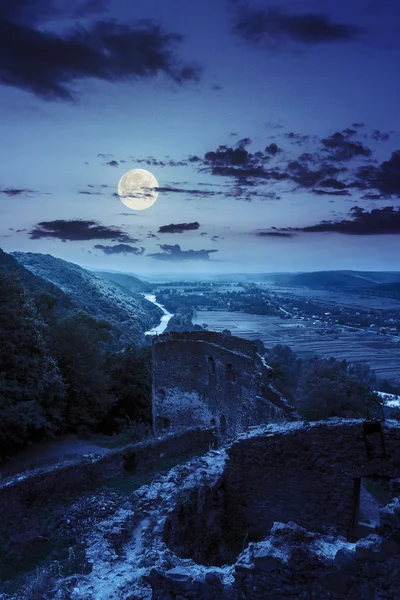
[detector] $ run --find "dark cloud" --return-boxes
[155,186,220,197]
[352,122,365,128]
[132,157,188,167]
[284,132,310,145]
[78,190,103,195]
[273,206,400,235]
[371,129,391,142]
[342,128,357,137]
[1,0,57,24]
[205,145,250,166]
[318,178,347,190]
[211,84,223,91]
[203,144,287,182]
[264,121,284,130]
[232,7,364,49]
[149,244,218,262]
[355,150,400,196]
[311,189,351,197]
[0,187,37,196]
[361,193,385,200]
[94,243,145,255]
[256,230,293,238]
[194,127,399,202]
[158,222,200,234]
[29,219,134,242]
[236,137,252,148]
[1,0,108,23]
[106,160,119,167]
[97,153,114,158]
[0,11,201,100]
[287,160,345,188]
[321,132,372,161]
[265,143,281,155]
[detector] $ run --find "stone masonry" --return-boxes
[152,331,295,437]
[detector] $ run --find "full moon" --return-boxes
[118,169,159,211]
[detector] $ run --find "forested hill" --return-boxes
[95,270,148,293]
[13,252,162,346]
[0,247,75,315]
[0,248,157,459]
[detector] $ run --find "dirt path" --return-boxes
[1,435,110,478]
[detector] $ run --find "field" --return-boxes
[193,310,400,385]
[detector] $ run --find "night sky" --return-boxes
[1,0,399,275]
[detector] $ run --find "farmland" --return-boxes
[193,309,400,386]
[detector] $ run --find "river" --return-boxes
[144,294,173,335]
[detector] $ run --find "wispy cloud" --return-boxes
[231,6,364,50]
[0,187,38,197]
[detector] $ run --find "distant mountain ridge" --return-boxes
[12,252,162,346]
[262,271,400,297]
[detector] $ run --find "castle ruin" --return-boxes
[152,330,296,437]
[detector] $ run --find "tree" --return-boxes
[0,273,66,455]
[49,310,114,428]
[105,345,152,430]
[296,357,379,420]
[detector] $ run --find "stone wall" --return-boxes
[152,331,295,437]
[163,420,400,569]
[223,420,400,543]
[0,427,217,522]
[41,419,400,599]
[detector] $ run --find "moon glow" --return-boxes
[118,169,159,211]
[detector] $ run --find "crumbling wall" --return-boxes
[0,427,217,522]
[163,420,400,569]
[223,420,400,542]
[152,331,295,437]
[43,420,400,600]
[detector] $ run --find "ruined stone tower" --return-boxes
[152,330,295,437]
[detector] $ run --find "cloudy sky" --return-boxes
[1,0,399,275]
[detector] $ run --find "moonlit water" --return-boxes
[144,294,173,335]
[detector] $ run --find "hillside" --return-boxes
[0,248,75,315]
[372,282,400,299]
[95,271,149,293]
[267,270,400,292]
[12,252,162,346]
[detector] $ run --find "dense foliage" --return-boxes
[0,274,67,456]
[0,251,154,460]
[165,305,205,333]
[265,344,382,420]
